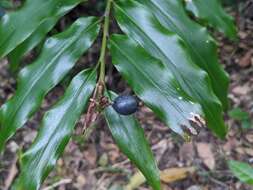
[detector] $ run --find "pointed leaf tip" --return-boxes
[114,0,227,138]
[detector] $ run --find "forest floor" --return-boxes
[0,1,253,190]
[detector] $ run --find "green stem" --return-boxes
[98,0,112,84]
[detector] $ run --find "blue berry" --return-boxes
[112,95,138,115]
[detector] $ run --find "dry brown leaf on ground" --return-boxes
[196,143,215,170]
[160,167,196,183]
[236,147,253,157]
[74,174,87,189]
[232,84,251,96]
[125,167,196,190]
[238,50,253,67]
[245,133,253,143]
[125,171,146,190]
[179,143,195,164]
[83,144,97,166]
[222,137,240,155]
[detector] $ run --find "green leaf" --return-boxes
[228,160,253,185]
[228,108,252,129]
[241,120,252,129]
[0,0,86,58]
[110,35,202,135]
[8,17,59,71]
[0,17,100,151]
[185,0,237,39]
[228,108,250,121]
[136,0,229,109]
[104,91,161,190]
[114,0,227,138]
[12,69,97,190]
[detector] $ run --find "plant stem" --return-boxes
[98,0,112,84]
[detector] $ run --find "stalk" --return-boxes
[98,0,112,84]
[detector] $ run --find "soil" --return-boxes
[0,1,253,190]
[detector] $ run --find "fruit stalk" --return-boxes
[83,1,112,132]
[98,0,112,85]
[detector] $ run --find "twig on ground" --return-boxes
[209,176,228,188]
[112,159,130,167]
[91,165,130,175]
[42,178,72,190]
[93,173,107,190]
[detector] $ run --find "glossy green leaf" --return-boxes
[12,69,97,190]
[185,0,237,39]
[136,0,229,109]
[110,35,202,135]
[0,17,100,151]
[228,160,253,185]
[104,91,161,190]
[114,0,227,138]
[8,17,60,71]
[0,0,85,58]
